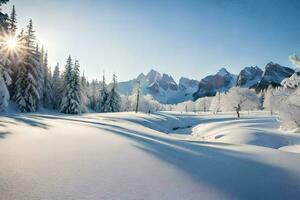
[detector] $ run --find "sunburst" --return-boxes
[0,30,26,59]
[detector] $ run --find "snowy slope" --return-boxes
[1,112,300,199]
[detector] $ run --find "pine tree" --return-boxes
[0,0,9,32]
[97,74,109,112]
[35,44,44,103]
[89,79,98,110]
[70,59,81,114]
[52,63,63,109]
[106,74,121,112]
[14,19,40,112]
[80,72,88,113]
[0,58,11,111]
[9,5,16,34]
[60,57,81,114]
[42,51,52,108]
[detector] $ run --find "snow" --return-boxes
[1,111,300,199]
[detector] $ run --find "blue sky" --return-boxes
[3,0,300,81]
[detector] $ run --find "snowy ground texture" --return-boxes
[1,111,300,200]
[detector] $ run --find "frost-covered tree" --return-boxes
[51,63,63,109]
[121,93,131,112]
[132,80,141,113]
[97,74,109,112]
[279,88,300,132]
[106,74,121,112]
[60,57,82,114]
[221,87,261,118]
[210,92,222,113]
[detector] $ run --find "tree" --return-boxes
[51,63,63,109]
[222,87,261,118]
[106,74,121,112]
[60,56,81,114]
[0,57,11,111]
[80,71,88,113]
[132,80,141,113]
[42,51,52,108]
[0,0,9,31]
[9,5,16,34]
[89,79,98,110]
[97,74,109,112]
[14,19,40,112]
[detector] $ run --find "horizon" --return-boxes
[3,0,300,82]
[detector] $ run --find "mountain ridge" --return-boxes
[118,62,295,104]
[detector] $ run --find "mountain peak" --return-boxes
[146,69,162,82]
[217,68,229,76]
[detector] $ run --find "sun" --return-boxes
[6,37,17,49]
[0,33,25,58]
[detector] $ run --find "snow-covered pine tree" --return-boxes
[0,58,11,111]
[9,5,16,34]
[51,63,63,109]
[80,71,88,113]
[60,56,74,113]
[42,51,53,108]
[14,19,40,112]
[106,74,121,112]
[97,74,109,112]
[89,79,98,110]
[0,0,9,32]
[60,57,81,114]
[35,44,44,104]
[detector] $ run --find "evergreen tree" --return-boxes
[51,63,63,109]
[35,44,44,102]
[60,57,81,114]
[80,72,88,113]
[9,5,16,34]
[97,74,109,112]
[106,74,121,112]
[0,0,9,31]
[89,79,98,110]
[14,19,40,112]
[0,57,11,111]
[42,51,52,108]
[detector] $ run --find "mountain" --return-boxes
[250,62,295,91]
[236,66,263,88]
[118,69,201,104]
[118,63,295,104]
[193,68,237,99]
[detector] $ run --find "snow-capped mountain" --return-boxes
[193,68,237,99]
[118,63,296,104]
[251,62,295,91]
[118,69,189,104]
[236,66,263,88]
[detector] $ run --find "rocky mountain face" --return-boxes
[118,63,295,104]
[250,62,294,91]
[193,68,237,99]
[236,66,263,88]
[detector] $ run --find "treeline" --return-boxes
[0,1,122,114]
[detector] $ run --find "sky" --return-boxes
[2,0,300,82]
